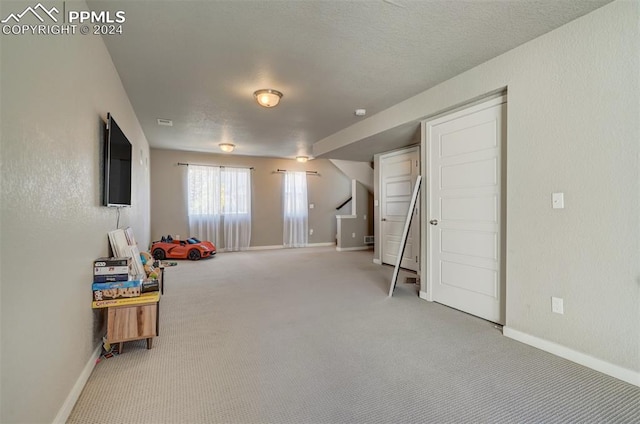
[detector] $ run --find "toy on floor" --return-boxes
[98,336,119,361]
[151,235,216,261]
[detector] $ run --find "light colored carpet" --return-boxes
[68,247,640,423]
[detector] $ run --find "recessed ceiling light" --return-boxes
[355,109,366,116]
[157,118,173,126]
[219,143,235,153]
[254,89,283,108]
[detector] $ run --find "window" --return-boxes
[283,171,308,247]
[188,166,251,251]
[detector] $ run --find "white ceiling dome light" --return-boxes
[254,89,283,108]
[219,143,235,153]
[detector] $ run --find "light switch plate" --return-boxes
[552,297,564,314]
[552,192,564,209]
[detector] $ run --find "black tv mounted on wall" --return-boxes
[103,113,132,207]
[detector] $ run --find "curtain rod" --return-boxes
[177,162,254,170]
[275,169,319,175]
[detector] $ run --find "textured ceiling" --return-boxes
[89,0,611,161]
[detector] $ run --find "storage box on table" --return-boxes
[94,257,131,282]
[92,279,142,301]
[141,279,160,293]
[94,257,130,267]
[93,274,129,283]
[92,291,160,309]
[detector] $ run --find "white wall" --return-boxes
[318,1,640,377]
[0,1,151,421]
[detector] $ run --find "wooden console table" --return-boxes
[93,291,160,354]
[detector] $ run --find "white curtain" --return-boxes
[187,165,251,251]
[221,167,251,251]
[283,171,308,247]
[188,166,222,246]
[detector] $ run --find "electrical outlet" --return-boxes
[352,232,356,238]
[309,229,314,235]
[551,297,564,314]
[552,192,564,209]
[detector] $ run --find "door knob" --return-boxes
[381,218,387,221]
[429,219,438,225]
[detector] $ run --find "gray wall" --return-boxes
[150,149,351,247]
[336,180,370,249]
[323,1,640,374]
[0,2,151,422]
[423,0,639,374]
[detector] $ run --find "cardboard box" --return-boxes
[93,274,129,283]
[94,257,131,267]
[93,279,142,301]
[141,279,160,293]
[94,265,129,275]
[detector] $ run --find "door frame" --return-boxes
[378,145,420,270]
[420,94,507,321]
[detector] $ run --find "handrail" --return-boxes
[336,197,352,210]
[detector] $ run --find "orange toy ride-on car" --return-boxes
[151,236,216,261]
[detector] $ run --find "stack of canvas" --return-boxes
[108,228,145,278]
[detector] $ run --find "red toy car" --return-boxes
[151,237,216,261]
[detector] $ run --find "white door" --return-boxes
[426,97,505,324]
[380,147,420,271]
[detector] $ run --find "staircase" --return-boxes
[330,159,375,252]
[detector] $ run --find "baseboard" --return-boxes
[246,245,284,251]
[373,258,381,265]
[53,343,102,423]
[419,290,430,300]
[503,327,640,387]
[245,243,335,251]
[336,246,371,252]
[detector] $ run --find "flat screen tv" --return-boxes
[103,113,132,207]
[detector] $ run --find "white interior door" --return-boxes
[426,97,505,324]
[380,147,420,271]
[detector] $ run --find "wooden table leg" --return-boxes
[146,338,153,349]
[118,342,123,354]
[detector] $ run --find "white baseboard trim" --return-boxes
[419,290,430,300]
[53,343,102,423]
[245,243,335,251]
[373,258,381,265]
[503,326,640,387]
[336,246,371,252]
[246,245,284,251]
[308,242,336,247]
